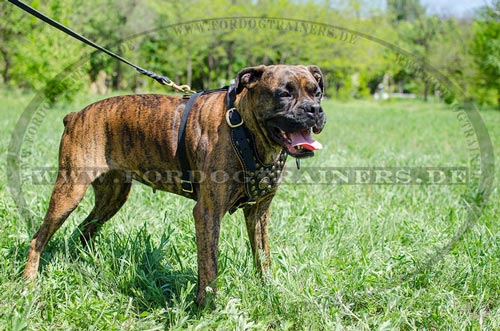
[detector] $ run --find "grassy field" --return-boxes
[1,90,499,330]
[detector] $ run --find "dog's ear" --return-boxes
[307,65,324,94]
[235,65,266,94]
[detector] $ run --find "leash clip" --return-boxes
[226,108,244,128]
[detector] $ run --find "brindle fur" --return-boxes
[22,65,326,306]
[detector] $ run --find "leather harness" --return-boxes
[176,85,287,213]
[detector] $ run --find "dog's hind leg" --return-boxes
[23,169,96,280]
[78,170,132,245]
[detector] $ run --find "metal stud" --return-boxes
[259,177,270,190]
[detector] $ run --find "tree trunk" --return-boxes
[113,60,122,90]
[207,47,214,89]
[423,80,429,102]
[0,48,11,84]
[227,41,234,82]
[187,55,192,88]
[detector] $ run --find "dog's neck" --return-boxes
[233,89,283,165]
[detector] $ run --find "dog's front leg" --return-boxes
[193,199,223,307]
[244,195,274,275]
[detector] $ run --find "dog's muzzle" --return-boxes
[267,102,326,158]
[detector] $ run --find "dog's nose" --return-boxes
[307,104,323,115]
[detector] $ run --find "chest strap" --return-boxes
[177,85,287,210]
[177,91,203,196]
[177,87,229,198]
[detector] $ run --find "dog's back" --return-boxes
[59,94,184,170]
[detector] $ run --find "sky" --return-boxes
[331,0,491,18]
[419,0,489,17]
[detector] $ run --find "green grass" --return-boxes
[1,90,499,330]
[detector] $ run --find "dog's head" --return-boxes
[235,64,326,158]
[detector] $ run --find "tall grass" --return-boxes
[1,92,499,330]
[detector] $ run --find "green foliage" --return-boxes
[0,0,87,104]
[0,0,499,106]
[387,0,425,22]
[471,0,500,106]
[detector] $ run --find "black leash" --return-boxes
[7,0,195,94]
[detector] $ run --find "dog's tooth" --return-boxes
[281,131,289,141]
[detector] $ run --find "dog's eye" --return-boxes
[314,90,322,99]
[277,89,292,98]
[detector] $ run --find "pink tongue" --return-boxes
[288,131,323,151]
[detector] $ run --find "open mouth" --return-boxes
[271,127,323,158]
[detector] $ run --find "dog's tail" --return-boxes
[63,112,77,127]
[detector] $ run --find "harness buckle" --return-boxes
[226,108,244,128]
[181,180,194,193]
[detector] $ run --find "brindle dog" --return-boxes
[23,65,326,306]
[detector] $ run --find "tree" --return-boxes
[471,0,500,106]
[2,0,86,102]
[388,0,437,101]
[77,0,145,90]
[387,0,425,23]
[0,2,25,84]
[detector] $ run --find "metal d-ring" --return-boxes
[226,108,244,128]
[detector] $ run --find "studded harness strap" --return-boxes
[178,85,287,213]
[224,85,288,213]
